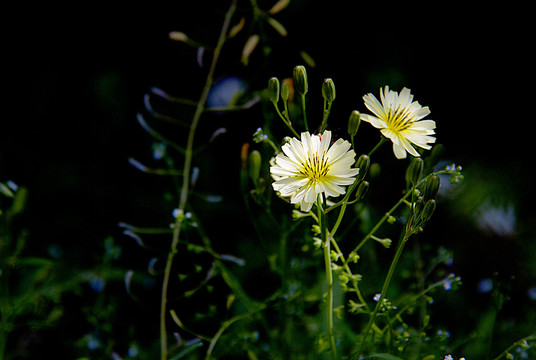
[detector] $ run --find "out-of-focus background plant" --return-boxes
[2,1,535,359]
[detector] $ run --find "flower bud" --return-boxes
[321,78,336,103]
[347,110,361,137]
[355,154,370,182]
[268,77,280,104]
[348,253,360,263]
[281,82,290,102]
[355,181,369,201]
[423,174,441,200]
[248,150,262,183]
[372,235,392,248]
[293,65,308,95]
[413,199,424,215]
[292,210,309,220]
[406,158,424,187]
[420,199,436,223]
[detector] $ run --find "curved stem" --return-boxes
[493,333,536,360]
[160,1,237,359]
[368,137,387,157]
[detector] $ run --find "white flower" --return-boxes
[270,130,359,212]
[362,86,436,159]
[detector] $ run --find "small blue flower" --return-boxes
[477,278,493,294]
[89,276,106,292]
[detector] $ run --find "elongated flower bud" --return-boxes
[322,78,336,103]
[268,77,280,104]
[421,199,437,223]
[355,181,369,201]
[248,150,262,183]
[293,65,308,95]
[407,158,424,187]
[355,154,370,182]
[423,174,441,200]
[348,110,361,137]
[281,82,290,102]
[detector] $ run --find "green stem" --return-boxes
[492,333,536,360]
[345,189,412,265]
[329,236,369,310]
[273,103,300,137]
[160,1,237,359]
[357,227,413,358]
[317,197,337,359]
[368,137,387,157]
[300,94,309,131]
[320,100,332,131]
[357,178,423,358]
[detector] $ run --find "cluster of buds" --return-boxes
[268,65,309,106]
[373,293,397,312]
[446,163,464,184]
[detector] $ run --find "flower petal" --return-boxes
[393,143,407,159]
[363,93,387,119]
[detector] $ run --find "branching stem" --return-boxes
[160,1,237,359]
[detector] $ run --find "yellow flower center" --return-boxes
[386,105,416,133]
[300,153,329,182]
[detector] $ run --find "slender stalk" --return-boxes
[160,2,237,359]
[357,228,413,358]
[368,137,387,157]
[320,100,332,131]
[300,94,309,131]
[329,235,369,310]
[345,189,413,264]
[323,240,337,359]
[492,333,536,360]
[317,196,337,359]
[272,103,300,137]
[356,178,422,358]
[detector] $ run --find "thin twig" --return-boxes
[160,1,238,359]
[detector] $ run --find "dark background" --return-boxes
[3,0,535,358]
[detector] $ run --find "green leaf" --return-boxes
[366,354,405,360]
[169,339,203,360]
[216,261,263,312]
